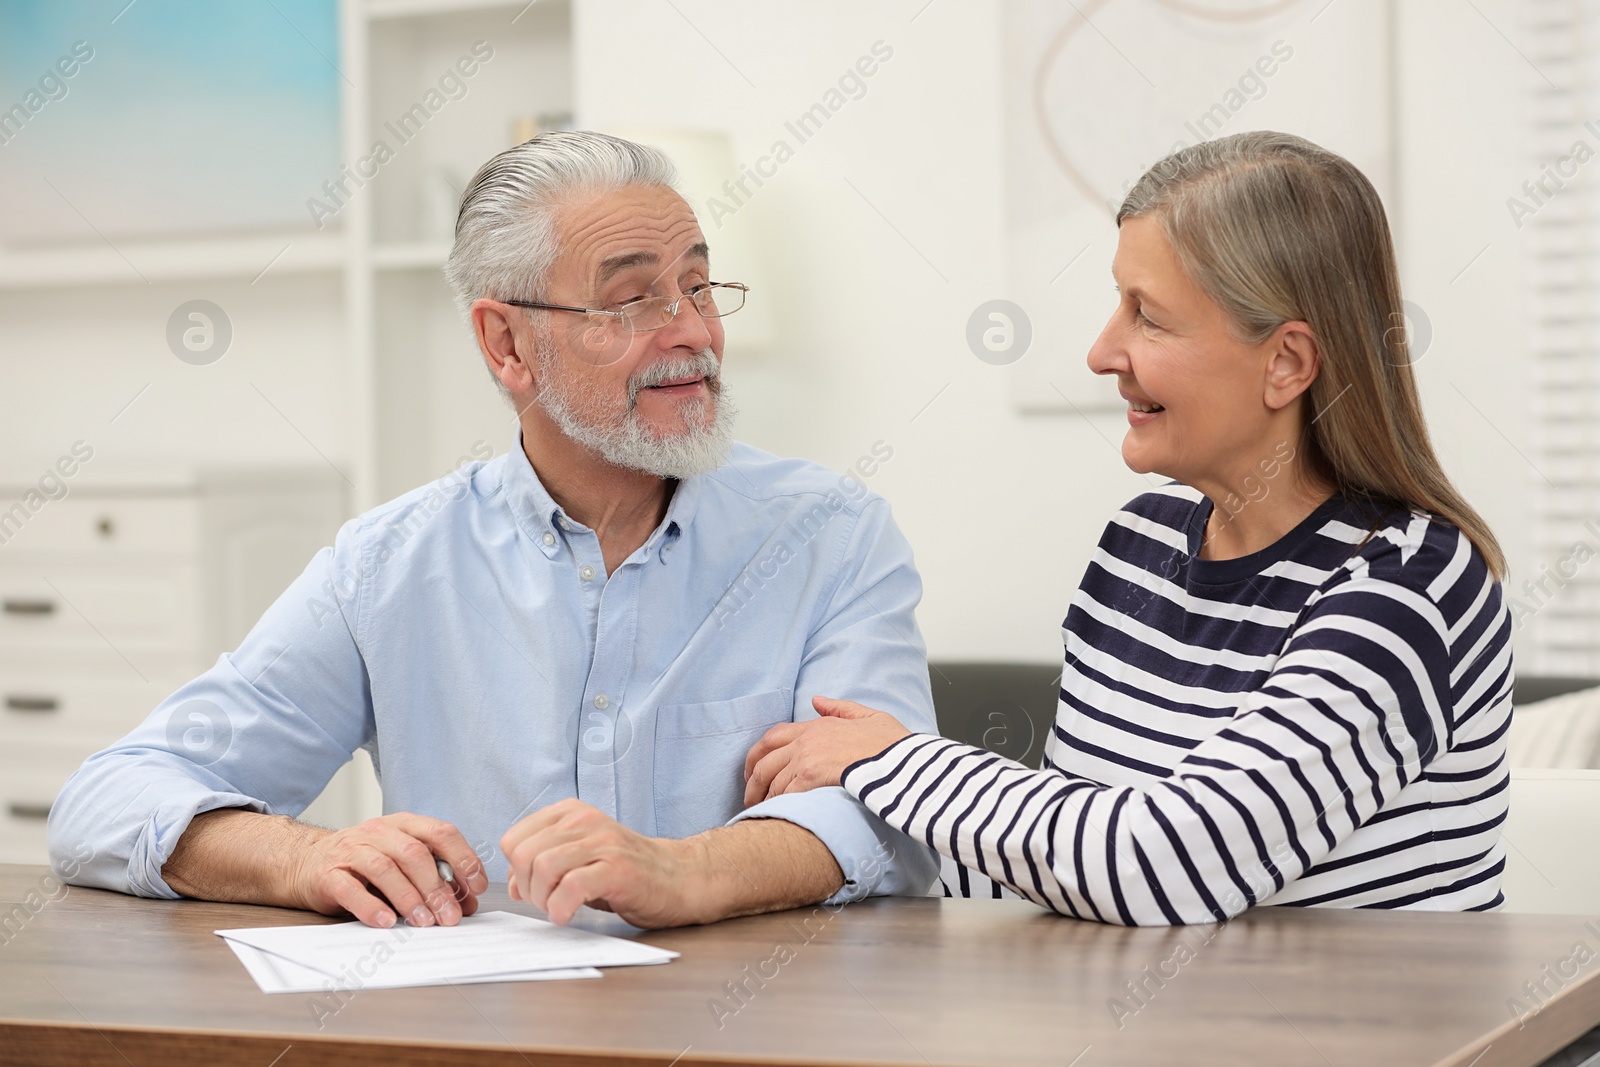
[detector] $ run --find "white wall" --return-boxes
[576,0,1540,664]
[1395,0,1539,657]
[579,1,1127,663]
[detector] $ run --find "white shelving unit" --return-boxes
[0,232,346,289]
[371,240,454,271]
[0,0,577,834]
[347,0,574,507]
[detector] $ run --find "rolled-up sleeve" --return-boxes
[732,496,941,902]
[48,517,375,897]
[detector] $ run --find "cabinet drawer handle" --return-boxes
[7,802,51,821]
[4,695,58,712]
[2,599,56,616]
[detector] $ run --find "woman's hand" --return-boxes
[742,696,914,807]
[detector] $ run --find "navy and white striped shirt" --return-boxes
[842,485,1512,924]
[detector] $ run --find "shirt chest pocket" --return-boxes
[653,688,793,840]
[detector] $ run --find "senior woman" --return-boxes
[743,131,1512,925]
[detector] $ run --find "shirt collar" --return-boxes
[502,428,699,558]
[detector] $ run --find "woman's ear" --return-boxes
[1264,321,1321,412]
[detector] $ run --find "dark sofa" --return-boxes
[928,663,1598,770]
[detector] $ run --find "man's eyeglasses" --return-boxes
[503,282,749,333]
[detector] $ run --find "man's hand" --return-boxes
[500,799,710,928]
[743,696,912,807]
[288,813,488,928]
[501,799,847,928]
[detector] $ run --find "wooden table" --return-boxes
[3,864,1599,1066]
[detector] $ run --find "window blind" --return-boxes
[1526,0,1600,674]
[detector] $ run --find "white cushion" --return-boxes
[1508,686,1600,768]
[1502,769,1600,914]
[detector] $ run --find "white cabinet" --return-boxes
[0,470,347,864]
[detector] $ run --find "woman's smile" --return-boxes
[1120,387,1166,426]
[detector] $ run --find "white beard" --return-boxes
[534,340,738,479]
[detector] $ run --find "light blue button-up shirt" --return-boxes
[49,433,939,904]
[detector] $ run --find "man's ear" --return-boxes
[1263,321,1321,412]
[472,299,536,395]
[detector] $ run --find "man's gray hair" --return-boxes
[444,130,679,318]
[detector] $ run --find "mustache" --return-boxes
[627,350,721,407]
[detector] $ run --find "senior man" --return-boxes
[49,131,937,929]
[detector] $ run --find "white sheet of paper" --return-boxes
[222,939,601,994]
[215,910,676,992]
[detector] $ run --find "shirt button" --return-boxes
[542,532,556,547]
[579,564,595,581]
[559,517,574,531]
[593,693,610,710]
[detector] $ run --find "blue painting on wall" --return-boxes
[0,0,341,243]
